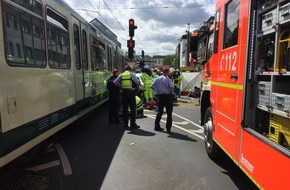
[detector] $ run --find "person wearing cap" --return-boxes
[151,68,174,133]
[114,65,140,129]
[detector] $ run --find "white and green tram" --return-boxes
[0,0,125,169]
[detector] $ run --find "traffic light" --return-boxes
[129,19,137,38]
[140,50,145,69]
[127,39,135,60]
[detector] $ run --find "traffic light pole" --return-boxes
[140,50,144,69]
[187,23,190,67]
[128,19,137,61]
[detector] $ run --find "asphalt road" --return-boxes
[3,97,259,190]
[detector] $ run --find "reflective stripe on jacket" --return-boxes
[136,96,143,111]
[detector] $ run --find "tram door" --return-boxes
[72,17,86,101]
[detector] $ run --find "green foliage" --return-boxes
[163,54,178,68]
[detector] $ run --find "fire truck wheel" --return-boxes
[204,107,220,160]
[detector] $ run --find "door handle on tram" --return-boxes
[231,73,238,81]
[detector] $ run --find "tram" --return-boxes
[0,0,125,169]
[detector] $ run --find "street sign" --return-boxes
[127,61,136,68]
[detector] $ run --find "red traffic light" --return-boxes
[127,39,135,48]
[129,19,134,26]
[127,39,135,60]
[129,19,137,38]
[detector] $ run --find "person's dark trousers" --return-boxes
[155,94,173,130]
[122,89,136,127]
[109,94,120,123]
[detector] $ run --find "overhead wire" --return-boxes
[99,1,178,55]
[100,0,143,52]
[103,1,125,30]
[83,0,116,32]
[76,0,129,47]
[100,4,212,10]
[75,1,214,56]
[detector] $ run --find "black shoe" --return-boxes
[155,127,164,131]
[166,128,171,134]
[130,124,140,129]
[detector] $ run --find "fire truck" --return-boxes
[199,0,290,189]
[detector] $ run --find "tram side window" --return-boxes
[223,0,240,49]
[74,25,81,70]
[46,8,70,69]
[82,30,88,70]
[107,46,112,71]
[90,37,98,71]
[13,0,42,16]
[100,42,106,71]
[3,2,46,67]
[90,37,106,71]
[111,48,119,70]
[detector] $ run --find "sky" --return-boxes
[62,0,215,56]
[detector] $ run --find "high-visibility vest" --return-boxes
[136,96,143,111]
[141,73,152,88]
[121,71,132,89]
[177,74,182,87]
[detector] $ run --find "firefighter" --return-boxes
[152,68,161,77]
[114,65,140,129]
[174,70,182,98]
[141,68,154,103]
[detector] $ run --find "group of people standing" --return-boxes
[106,65,176,133]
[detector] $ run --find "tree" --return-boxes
[163,54,176,67]
[172,53,179,69]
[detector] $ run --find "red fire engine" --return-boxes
[199,0,290,189]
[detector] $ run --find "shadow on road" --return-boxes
[167,131,197,142]
[213,152,259,190]
[127,128,156,136]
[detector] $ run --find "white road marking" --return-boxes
[173,121,189,125]
[145,111,204,140]
[188,128,204,134]
[55,143,72,176]
[144,109,202,129]
[172,124,204,140]
[25,160,61,172]
[172,113,204,130]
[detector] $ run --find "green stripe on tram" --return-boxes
[0,92,108,158]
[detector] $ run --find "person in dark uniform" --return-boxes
[114,65,140,129]
[107,69,121,124]
[151,68,174,133]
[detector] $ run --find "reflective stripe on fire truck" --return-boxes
[210,81,243,90]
